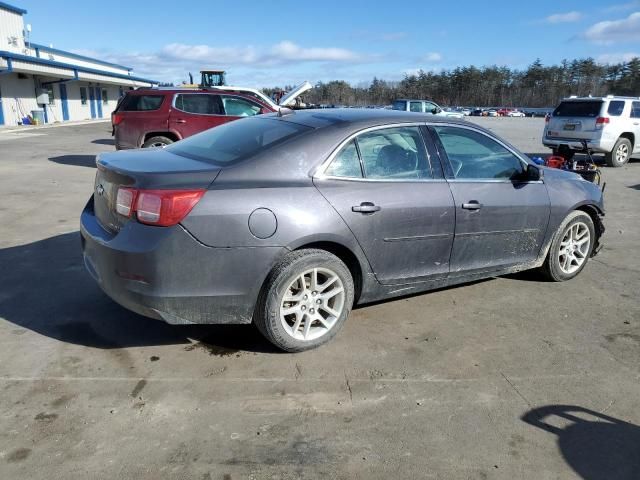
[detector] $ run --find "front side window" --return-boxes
[222,96,261,117]
[175,94,221,115]
[432,126,525,180]
[324,140,363,178]
[357,126,431,179]
[607,101,625,116]
[424,102,438,114]
[410,101,423,112]
[630,101,640,118]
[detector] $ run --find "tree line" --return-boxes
[266,57,640,108]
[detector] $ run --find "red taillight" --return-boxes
[112,113,124,126]
[595,116,609,127]
[116,188,205,227]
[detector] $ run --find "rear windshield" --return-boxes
[119,94,164,111]
[553,101,602,117]
[392,101,407,111]
[165,117,312,165]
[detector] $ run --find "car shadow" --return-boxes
[629,184,640,191]
[49,154,97,168]
[91,138,115,146]
[0,232,279,354]
[522,405,640,479]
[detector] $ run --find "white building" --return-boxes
[0,1,156,126]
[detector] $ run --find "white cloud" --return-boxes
[421,52,442,62]
[597,52,640,63]
[584,12,640,44]
[545,11,583,23]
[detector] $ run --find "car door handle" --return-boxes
[462,201,483,210]
[352,202,381,213]
[173,119,187,124]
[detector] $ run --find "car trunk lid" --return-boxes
[278,81,313,107]
[93,149,220,234]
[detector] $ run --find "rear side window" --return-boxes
[410,102,422,112]
[325,140,363,178]
[120,94,164,111]
[607,101,625,116]
[165,117,311,165]
[631,102,640,118]
[175,94,222,115]
[553,101,602,117]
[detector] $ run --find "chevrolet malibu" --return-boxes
[81,109,605,352]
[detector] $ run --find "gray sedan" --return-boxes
[81,109,605,352]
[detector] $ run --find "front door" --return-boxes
[59,83,69,121]
[314,125,455,284]
[89,87,96,119]
[430,124,550,275]
[169,93,225,139]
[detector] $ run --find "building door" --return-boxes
[0,85,4,125]
[59,84,70,121]
[95,87,103,118]
[89,87,96,118]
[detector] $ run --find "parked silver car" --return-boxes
[543,95,640,167]
[81,109,604,352]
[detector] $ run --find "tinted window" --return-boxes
[357,127,431,179]
[631,101,640,118]
[120,94,164,111]
[166,117,311,165]
[433,126,524,180]
[607,101,625,116]
[222,96,261,116]
[410,101,423,112]
[175,94,221,114]
[392,100,406,111]
[553,101,602,117]
[325,140,363,178]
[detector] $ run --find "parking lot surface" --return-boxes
[1,118,639,479]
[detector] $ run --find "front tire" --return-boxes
[254,249,355,352]
[605,137,632,167]
[540,211,595,281]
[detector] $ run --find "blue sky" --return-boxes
[15,0,640,86]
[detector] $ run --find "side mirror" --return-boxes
[526,164,543,181]
[431,108,439,114]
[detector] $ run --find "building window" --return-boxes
[102,89,108,105]
[46,86,55,104]
[80,87,87,105]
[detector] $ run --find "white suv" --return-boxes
[543,95,640,167]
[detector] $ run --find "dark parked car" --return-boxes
[81,109,605,352]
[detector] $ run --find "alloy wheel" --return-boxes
[558,222,591,274]
[616,143,629,163]
[280,267,345,341]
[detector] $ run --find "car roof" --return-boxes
[394,98,437,102]
[561,96,640,102]
[271,108,470,130]
[126,88,272,106]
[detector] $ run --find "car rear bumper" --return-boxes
[80,197,286,325]
[542,136,614,153]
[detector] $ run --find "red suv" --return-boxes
[112,88,275,149]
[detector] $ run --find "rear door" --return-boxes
[430,124,550,274]
[547,100,603,141]
[169,93,225,138]
[314,125,455,284]
[115,93,167,148]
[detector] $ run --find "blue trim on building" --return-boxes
[59,83,69,121]
[0,57,13,75]
[0,85,5,125]
[30,43,133,71]
[0,2,27,15]
[0,50,157,84]
[34,47,40,58]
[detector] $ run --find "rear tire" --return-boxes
[142,136,174,148]
[540,211,595,282]
[605,137,632,167]
[254,249,354,352]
